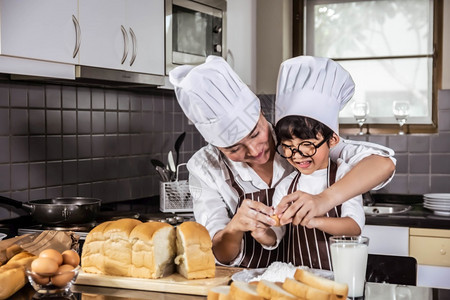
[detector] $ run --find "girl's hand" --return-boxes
[229,199,277,233]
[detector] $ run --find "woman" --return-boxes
[169,56,395,268]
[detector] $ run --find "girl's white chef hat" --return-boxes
[169,56,261,147]
[275,56,355,134]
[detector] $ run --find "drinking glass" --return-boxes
[352,102,369,135]
[392,101,410,135]
[330,236,369,300]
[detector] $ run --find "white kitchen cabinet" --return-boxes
[0,0,78,64]
[78,0,164,75]
[362,225,409,256]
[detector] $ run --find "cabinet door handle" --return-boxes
[72,15,81,58]
[129,27,137,66]
[120,25,129,64]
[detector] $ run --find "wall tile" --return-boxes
[63,111,77,134]
[29,110,45,134]
[78,159,92,183]
[47,186,62,198]
[78,111,91,134]
[92,135,105,157]
[408,135,430,153]
[130,95,141,111]
[11,136,28,163]
[388,135,408,152]
[45,85,61,108]
[10,109,28,135]
[92,89,104,110]
[0,165,10,191]
[438,110,450,131]
[394,153,408,174]
[46,110,61,134]
[0,137,10,163]
[78,135,91,158]
[105,135,118,156]
[30,162,46,189]
[409,154,430,174]
[77,183,92,197]
[11,163,28,190]
[431,154,450,174]
[28,85,45,108]
[0,83,9,107]
[430,175,450,192]
[430,132,450,152]
[62,184,78,196]
[118,112,130,133]
[63,160,78,184]
[92,111,105,133]
[384,175,408,194]
[77,87,91,110]
[118,93,130,110]
[29,136,45,162]
[46,161,62,186]
[438,90,450,110]
[0,109,9,135]
[105,112,117,133]
[62,86,76,109]
[47,136,62,160]
[62,136,77,160]
[105,90,118,110]
[10,85,27,107]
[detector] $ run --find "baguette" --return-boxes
[0,251,37,300]
[256,280,298,300]
[207,285,231,300]
[294,269,348,299]
[229,281,264,300]
[282,277,331,300]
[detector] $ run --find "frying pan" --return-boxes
[0,195,101,226]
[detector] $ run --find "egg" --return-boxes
[31,257,59,275]
[30,272,50,285]
[51,264,75,287]
[39,249,63,266]
[62,250,80,267]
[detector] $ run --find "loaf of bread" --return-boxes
[207,285,231,300]
[174,221,216,279]
[82,219,176,279]
[0,251,37,300]
[256,279,297,300]
[294,268,348,299]
[229,281,264,300]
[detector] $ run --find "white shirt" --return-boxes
[186,131,395,266]
[271,159,366,247]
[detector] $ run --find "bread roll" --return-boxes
[256,279,297,300]
[294,268,348,299]
[229,281,264,300]
[82,219,177,279]
[207,285,231,300]
[130,221,176,278]
[282,277,331,300]
[0,251,37,300]
[174,221,216,279]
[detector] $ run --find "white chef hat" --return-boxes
[275,56,355,134]
[169,56,261,147]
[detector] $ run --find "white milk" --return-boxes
[331,242,368,297]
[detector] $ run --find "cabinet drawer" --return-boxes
[410,236,450,267]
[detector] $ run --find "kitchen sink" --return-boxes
[363,203,412,216]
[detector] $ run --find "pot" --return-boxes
[0,195,101,226]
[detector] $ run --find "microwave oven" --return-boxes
[165,0,227,74]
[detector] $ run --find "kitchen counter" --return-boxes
[365,194,450,229]
[11,281,450,300]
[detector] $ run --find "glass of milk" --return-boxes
[330,236,369,300]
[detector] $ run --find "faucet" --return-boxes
[362,192,376,206]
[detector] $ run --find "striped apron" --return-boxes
[225,164,286,268]
[284,161,340,270]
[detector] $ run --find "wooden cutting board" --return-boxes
[75,266,243,296]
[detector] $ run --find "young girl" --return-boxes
[270,56,366,270]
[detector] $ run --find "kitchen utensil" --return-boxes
[156,166,170,182]
[174,132,186,167]
[168,151,176,173]
[151,159,165,169]
[0,196,101,226]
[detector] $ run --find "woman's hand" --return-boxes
[274,191,331,226]
[229,199,277,233]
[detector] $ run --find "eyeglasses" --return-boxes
[276,134,332,159]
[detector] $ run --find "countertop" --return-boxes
[365,194,450,229]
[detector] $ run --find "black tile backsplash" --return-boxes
[0,78,449,220]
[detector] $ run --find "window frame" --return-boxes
[292,0,443,135]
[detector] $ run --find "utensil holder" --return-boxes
[159,163,193,212]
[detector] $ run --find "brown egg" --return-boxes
[31,257,59,276]
[51,264,75,287]
[62,250,80,267]
[39,249,63,266]
[30,272,50,285]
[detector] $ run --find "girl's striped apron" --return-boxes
[225,164,286,268]
[284,161,340,270]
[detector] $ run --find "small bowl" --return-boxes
[0,233,7,240]
[26,265,80,296]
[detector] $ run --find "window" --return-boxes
[293,0,443,134]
